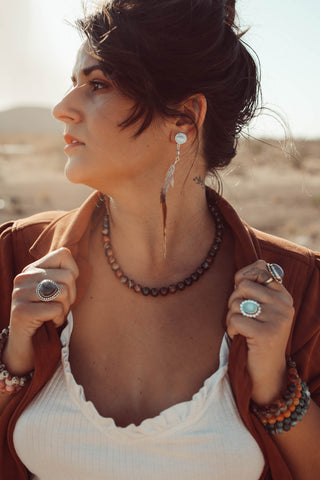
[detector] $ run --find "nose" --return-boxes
[52,89,82,124]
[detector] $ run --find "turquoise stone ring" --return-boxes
[240,299,262,318]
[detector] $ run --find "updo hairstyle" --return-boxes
[76,0,261,174]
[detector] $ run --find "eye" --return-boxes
[89,80,109,91]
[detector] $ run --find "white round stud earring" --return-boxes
[175,132,187,145]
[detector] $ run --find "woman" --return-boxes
[0,1,319,479]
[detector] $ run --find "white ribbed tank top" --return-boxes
[13,313,265,480]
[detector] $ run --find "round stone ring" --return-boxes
[240,299,262,318]
[36,279,61,302]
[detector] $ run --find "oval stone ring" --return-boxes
[264,263,284,285]
[240,299,262,318]
[36,279,61,302]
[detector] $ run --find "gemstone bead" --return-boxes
[6,385,15,393]
[160,287,169,296]
[101,204,224,297]
[12,376,20,386]
[288,383,297,392]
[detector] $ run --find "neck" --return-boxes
[100,177,218,287]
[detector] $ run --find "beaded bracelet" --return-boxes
[250,358,311,435]
[0,327,33,395]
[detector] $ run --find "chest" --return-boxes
[69,228,234,427]
[70,293,228,426]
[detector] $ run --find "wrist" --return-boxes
[251,369,287,406]
[251,357,287,405]
[1,326,35,376]
[2,343,35,377]
[250,357,311,435]
[0,328,34,394]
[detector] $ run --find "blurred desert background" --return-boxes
[0,106,319,251]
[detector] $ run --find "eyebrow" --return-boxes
[71,65,105,83]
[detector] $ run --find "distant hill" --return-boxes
[0,107,61,133]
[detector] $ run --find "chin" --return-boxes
[64,162,105,191]
[64,159,90,185]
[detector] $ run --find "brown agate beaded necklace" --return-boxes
[101,203,224,297]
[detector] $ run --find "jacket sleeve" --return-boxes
[0,222,16,331]
[292,253,320,405]
[0,220,39,332]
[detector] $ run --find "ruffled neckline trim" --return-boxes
[60,312,230,439]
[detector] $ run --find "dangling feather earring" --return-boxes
[160,132,187,258]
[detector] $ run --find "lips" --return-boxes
[64,134,85,146]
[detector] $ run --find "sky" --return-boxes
[1,0,319,138]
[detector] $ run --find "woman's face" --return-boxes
[53,44,168,192]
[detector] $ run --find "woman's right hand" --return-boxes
[2,247,79,376]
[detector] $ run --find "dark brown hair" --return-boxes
[76,0,261,174]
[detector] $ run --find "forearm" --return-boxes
[273,400,320,480]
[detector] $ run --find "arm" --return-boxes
[0,248,78,414]
[227,260,320,480]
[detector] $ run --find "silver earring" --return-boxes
[160,132,188,258]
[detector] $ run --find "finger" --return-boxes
[10,301,66,336]
[234,259,270,286]
[14,269,77,308]
[229,277,293,309]
[228,278,277,309]
[226,309,293,344]
[226,312,265,340]
[234,260,285,291]
[23,247,79,280]
[227,298,294,339]
[228,297,283,324]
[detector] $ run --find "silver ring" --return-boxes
[36,279,61,302]
[264,277,274,285]
[240,299,262,318]
[265,263,284,285]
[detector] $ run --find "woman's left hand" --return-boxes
[226,260,295,405]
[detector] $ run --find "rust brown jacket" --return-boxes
[0,189,319,480]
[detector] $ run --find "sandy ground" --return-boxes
[0,133,319,251]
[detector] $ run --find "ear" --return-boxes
[171,93,207,142]
[176,93,207,130]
